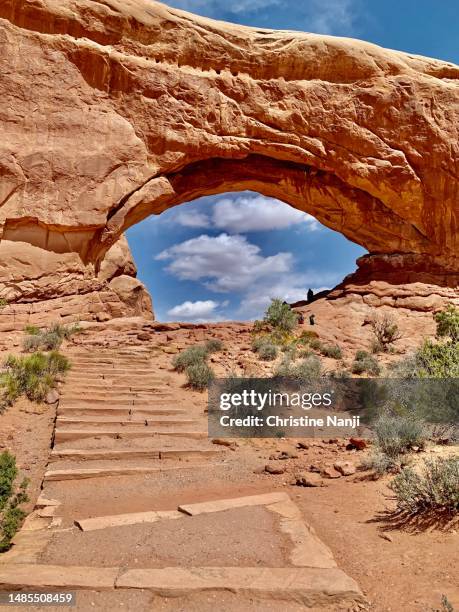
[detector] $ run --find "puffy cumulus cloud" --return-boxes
[167,299,224,321]
[156,233,292,293]
[173,210,211,228]
[212,195,319,233]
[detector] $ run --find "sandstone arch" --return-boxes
[0,0,458,323]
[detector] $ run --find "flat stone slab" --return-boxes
[76,510,183,532]
[50,449,161,461]
[178,492,289,516]
[116,567,364,606]
[0,564,118,590]
[44,464,204,481]
[54,429,207,443]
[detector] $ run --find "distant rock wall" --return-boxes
[0,235,153,330]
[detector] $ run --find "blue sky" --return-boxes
[126,0,459,322]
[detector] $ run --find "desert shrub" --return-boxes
[327,367,351,379]
[298,348,313,359]
[432,595,455,612]
[275,355,293,377]
[394,340,459,378]
[291,355,322,380]
[435,305,459,343]
[263,299,298,333]
[296,330,320,346]
[0,298,7,310]
[0,451,29,553]
[369,313,402,353]
[390,456,459,516]
[351,350,381,375]
[373,414,427,458]
[360,451,402,478]
[258,343,278,361]
[252,335,270,352]
[205,339,224,353]
[172,345,208,372]
[309,338,322,351]
[23,322,81,352]
[320,344,342,359]
[186,362,214,390]
[0,351,70,410]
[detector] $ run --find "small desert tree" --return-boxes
[264,299,299,333]
[435,304,459,343]
[370,313,402,353]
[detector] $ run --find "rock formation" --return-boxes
[0,236,153,329]
[0,0,458,323]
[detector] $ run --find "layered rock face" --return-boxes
[0,0,458,322]
[0,236,153,329]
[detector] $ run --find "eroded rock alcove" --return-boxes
[0,0,458,325]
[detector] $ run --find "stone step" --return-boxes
[54,429,207,443]
[44,464,206,481]
[60,392,173,401]
[61,398,180,407]
[66,374,164,383]
[68,368,156,376]
[76,510,183,532]
[0,564,364,605]
[57,406,187,417]
[61,384,169,393]
[117,567,364,603]
[56,416,198,428]
[49,448,221,462]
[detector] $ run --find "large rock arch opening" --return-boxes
[0,0,458,325]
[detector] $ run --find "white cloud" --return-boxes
[306,0,358,35]
[156,233,292,293]
[166,0,359,35]
[238,274,336,319]
[174,210,211,228]
[212,195,319,233]
[167,299,221,320]
[169,0,282,15]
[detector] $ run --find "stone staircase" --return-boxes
[0,345,365,609]
[45,348,220,481]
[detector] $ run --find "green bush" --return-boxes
[390,456,459,516]
[309,338,322,351]
[186,362,215,390]
[205,339,224,353]
[0,452,29,553]
[258,343,278,361]
[369,313,402,353]
[23,322,81,353]
[275,355,322,379]
[435,305,459,343]
[373,414,427,459]
[395,340,459,378]
[361,451,401,478]
[0,452,17,512]
[351,350,381,375]
[0,351,70,410]
[290,356,321,380]
[0,298,7,310]
[296,330,320,346]
[172,345,208,372]
[320,344,342,359]
[263,299,298,333]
